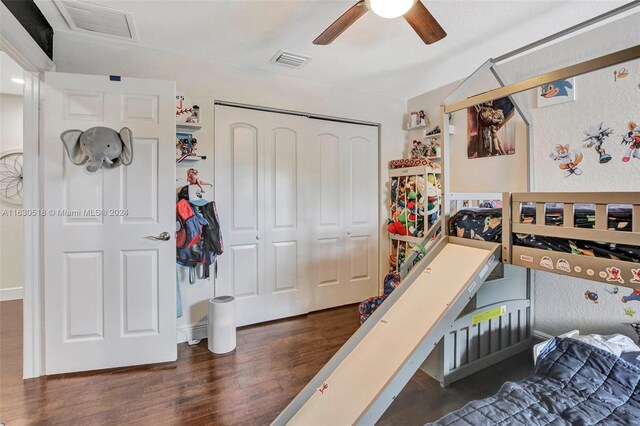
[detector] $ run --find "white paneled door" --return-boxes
[215,105,378,326]
[43,72,176,374]
[308,120,379,311]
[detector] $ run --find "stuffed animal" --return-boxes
[61,126,133,173]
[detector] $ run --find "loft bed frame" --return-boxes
[274,5,640,424]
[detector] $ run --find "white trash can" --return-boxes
[208,296,236,354]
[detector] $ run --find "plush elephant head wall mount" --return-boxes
[60,126,133,173]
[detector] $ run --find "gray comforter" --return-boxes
[430,338,640,425]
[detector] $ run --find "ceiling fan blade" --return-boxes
[404,1,446,45]
[314,1,368,45]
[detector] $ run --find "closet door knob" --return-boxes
[346,230,351,235]
[256,235,261,240]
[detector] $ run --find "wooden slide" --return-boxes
[273,238,501,426]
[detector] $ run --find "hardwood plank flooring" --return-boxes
[0,300,533,425]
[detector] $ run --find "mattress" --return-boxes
[448,205,639,262]
[429,337,640,425]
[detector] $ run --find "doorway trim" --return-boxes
[1,2,55,379]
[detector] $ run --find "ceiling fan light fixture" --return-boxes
[365,0,417,19]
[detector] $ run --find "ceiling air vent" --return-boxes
[54,0,137,41]
[270,50,313,68]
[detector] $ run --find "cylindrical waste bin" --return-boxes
[208,296,236,354]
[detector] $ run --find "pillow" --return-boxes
[574,333,640,357]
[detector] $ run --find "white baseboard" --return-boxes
[176,322,208,344]
[0,286,23,301]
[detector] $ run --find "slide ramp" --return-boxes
[273,237,501,426]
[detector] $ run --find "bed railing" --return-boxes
[509,192,640,288]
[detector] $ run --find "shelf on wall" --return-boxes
[407,123,428,130]
[176,155,206,163]
[423,133,441,140]
[176,122,202,132]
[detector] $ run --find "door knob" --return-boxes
[146,232,171,241]
[256,235,261,240]
[346,230,351,235]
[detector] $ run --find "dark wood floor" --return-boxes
[0,300,533,425]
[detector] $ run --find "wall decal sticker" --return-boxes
[631,269,640,285]
[583,122,614,164]
[624,307,636,317]
[540,256,554,270]
[537,78,576,107]
[605,286,619,295]
[614,67,629,81]
[317,383,329,395]
[584,291,599,304]
[606,267,625,284]
[550,144,583,178]
[622,289,640,303]
[556,259,571,273]
[620,121,640,163]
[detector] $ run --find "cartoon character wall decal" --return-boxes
[631,269,640,285]
[605,286,620,295]
[550,144,583,178]
[540,79,573,98]
[317,383,328,395]
[583,122,614,164]
[621,121,640,163]
[614,67,629,81]
[584,291,599,303]
[622,289,640,303]
[624,308,636,317]
[606,266,625,284]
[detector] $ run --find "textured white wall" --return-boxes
[52,31,406,338]
[407,12,640,338]
[0,93,25,293]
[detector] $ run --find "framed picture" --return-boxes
[537,78,576,108]
[467,97,516,159]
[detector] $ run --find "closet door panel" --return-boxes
[264,119,309,320]
[214,108,265,326]
[231,124,259,231]
[309,121,378,311]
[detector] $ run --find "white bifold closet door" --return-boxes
[214,105,378,326]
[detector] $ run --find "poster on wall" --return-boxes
[537,78,576,108]
[467,97,516,159]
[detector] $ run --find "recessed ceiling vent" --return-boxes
[270,50,313,68]
[54,0,137,41]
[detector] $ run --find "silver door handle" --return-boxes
[346,230,351,235]
[256,235,261,240]
[146,232,171,241]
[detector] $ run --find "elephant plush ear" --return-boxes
[119,127,134,165]
[60,129,87,165]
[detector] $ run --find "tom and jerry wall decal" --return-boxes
[61,127,133,173]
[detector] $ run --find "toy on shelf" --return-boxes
[408,109,430,129]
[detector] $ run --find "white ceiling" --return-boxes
[0,51,25,96]
[35,0,628,100]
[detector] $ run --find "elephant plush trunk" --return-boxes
[86,157,105,173]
